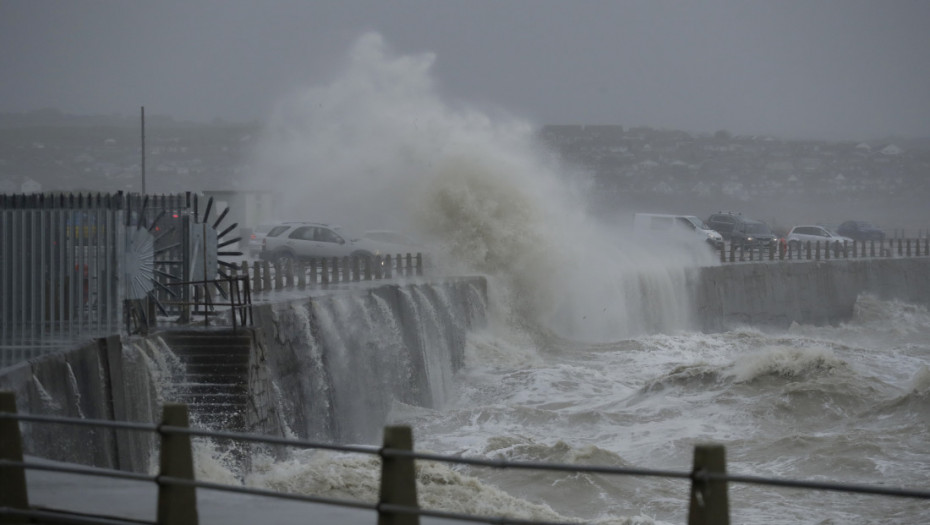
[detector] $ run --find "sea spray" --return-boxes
[248,32,705,344]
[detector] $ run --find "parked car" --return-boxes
[705,211,746,241]
[837,220,886,242]
[786,225,853,254]
[241,223,281,258]
[260,222,381,265]
[633,213,723,249]
[730,219,777,249]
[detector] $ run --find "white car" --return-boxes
[243,223,280,258]
[786,225,853,254]
[260,222,382,265]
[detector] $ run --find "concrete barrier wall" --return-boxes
[5,261,926,467]
[691,258,930,331]
[245,276,488,444]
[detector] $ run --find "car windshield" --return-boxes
[744,223,771,234]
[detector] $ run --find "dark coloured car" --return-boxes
[705,211,747,240]
[730,219,777,249]
[837,220,886,242]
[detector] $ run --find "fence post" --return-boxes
[688,444,729,525]
[385,255,393,278]
[251,261,261,292]
[416,253,423,276]
[297,260,306,290]
[157,404,198,525]
[285,259,295,289]
[719,244,726,263]
[261,261,272,291]
[0,391,30,523]
[379,426,419,525]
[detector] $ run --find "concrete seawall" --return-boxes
[3,260,928,470]
[692,258,930,331]
[0,276,488,469]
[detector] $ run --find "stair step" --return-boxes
[182,363,249,374]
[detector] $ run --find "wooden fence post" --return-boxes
[385,255,393,278]
[416,253,423,276]
[379,426,419,525]
[261,261,272,291]
[0,391,30,524]
[157,404,198,525]
[688,444,729,525]
[248,261,258,292]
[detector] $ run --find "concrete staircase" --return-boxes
[162,329,253,431]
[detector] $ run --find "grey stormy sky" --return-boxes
[1,0,928,140]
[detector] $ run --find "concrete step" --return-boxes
[159,328,254,432]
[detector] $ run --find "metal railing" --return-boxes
[125,274,253,334]
[2,391,928,525]
[718,237,930,263]
[234,253,425,293]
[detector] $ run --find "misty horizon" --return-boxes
[2,2,929,142]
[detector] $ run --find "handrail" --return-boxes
[2,392,928,525]
[718,237,930,263]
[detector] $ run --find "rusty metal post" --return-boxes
[157,404,198,525]
[688,444,729,525]
[378,426,419,525]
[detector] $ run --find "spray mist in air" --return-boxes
[248,32,712,343]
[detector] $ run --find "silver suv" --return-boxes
[260,222,379,264]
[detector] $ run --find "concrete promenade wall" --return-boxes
[3,261,927,468]
[0,276,488,468]
[243,276,488,443]
[692,258,930,331]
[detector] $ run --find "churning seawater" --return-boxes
[194,33,930,524]
[177,293,926,525]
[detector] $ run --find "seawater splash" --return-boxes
[248,32,708,344]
